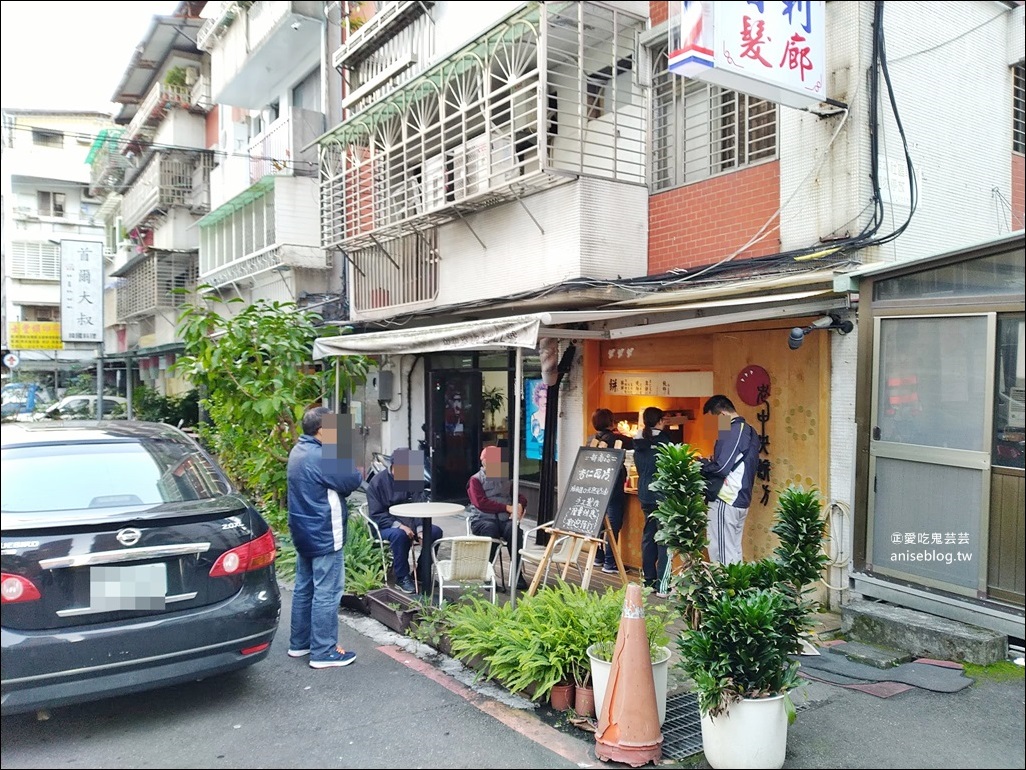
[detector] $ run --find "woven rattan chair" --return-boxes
[430,535,497,605]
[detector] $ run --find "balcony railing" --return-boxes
[332,0,434,71]
[197,0,241,50]
[247,109,324,183]
[121,152,214,231]
[114,250,198,321]
[124,77,208,144]
[319,3,646,253]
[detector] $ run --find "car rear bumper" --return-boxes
[1,578,280,716]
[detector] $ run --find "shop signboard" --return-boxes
[553,446,626,539]
[60,239,103,343]
[8,322,64,351]
[667,0,826,109]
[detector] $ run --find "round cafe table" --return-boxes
[389,501,466,597]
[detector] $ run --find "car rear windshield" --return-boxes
[1,440,231,513]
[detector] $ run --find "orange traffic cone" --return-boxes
[595,583,663,766]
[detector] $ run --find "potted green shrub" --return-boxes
[481,386,505,431]
[650,443,828,769]
[443,582,667,712]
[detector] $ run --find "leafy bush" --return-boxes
[174,293,370,508]
[132,385,199,427]
[444,582,671,698]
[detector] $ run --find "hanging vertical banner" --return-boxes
[668,0,826,109]
[60,239,104,343]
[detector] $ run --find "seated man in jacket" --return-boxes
[366,448,441,594]
[467,445,528,591]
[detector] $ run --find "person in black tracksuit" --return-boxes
[632,406,674,595]
[588,408,632,573]
[700,395,761,565]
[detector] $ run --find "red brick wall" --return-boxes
[1012,153,1025,231]
[648,161,781,274]
[650,1,668,26]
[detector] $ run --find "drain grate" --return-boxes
[661,692,704,760]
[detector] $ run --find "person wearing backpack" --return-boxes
[700,395,761,565]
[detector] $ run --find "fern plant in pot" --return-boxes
[650,443,828,770]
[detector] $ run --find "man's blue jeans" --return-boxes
[290,548,345,659]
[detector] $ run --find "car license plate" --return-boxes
[90,563,167,611]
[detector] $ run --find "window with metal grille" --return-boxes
[350,229,438,312]
[650,45,777,191]
[1014,61,1025,154]
[31,129,64,148]
[10,241,60,279]
[198,191,277,275]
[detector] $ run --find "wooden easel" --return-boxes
[524,437,630,596]
[525,526,608,596]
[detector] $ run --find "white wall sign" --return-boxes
[60,240,104,343]
[668,0,827,109]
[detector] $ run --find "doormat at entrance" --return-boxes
[793,650,974,693]
[798,669,914,698]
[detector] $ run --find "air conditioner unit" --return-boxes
[423,153,446,210]
[451,134,489,199]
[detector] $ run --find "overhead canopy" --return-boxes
[312,285,848,360]
[314,315,542,358]
[312,309,648,359]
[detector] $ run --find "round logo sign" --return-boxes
[736,365,770,406]
[3,352,20,369]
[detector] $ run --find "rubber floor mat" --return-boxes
[794,650,974,692]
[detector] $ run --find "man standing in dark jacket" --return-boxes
[287,407,362,668]
[366,447,441,595]
[701,395,760,565]
[633,406,673,596]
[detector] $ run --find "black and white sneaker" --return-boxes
[397,577,417,594]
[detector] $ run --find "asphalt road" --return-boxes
[0,586,593,770]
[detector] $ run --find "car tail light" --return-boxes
[1,573,42,604]
[240,642,271,655]
[209,530,277,578]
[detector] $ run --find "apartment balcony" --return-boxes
[198,175,327,289]
[110,249,198,322]
[246,108,324,183]
[123,73,212,146]
[121,151,214,232]
[318,1,646,254]
[332,0,434,72]
[202,0,323,109]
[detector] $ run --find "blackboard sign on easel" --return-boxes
[553,446,627,539]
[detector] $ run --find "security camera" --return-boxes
[787,315,855,350]
[788,328,805,350]
[291,20,301,30]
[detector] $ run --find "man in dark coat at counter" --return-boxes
[467,445,529,591]
[366,448,441,595]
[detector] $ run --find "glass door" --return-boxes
[867,314,994,597]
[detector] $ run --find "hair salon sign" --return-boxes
[668,1,826,109]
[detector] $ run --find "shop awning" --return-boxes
[312,309,647,359]
[313,288,846,359]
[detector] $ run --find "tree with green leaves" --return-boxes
[174,291,370,510]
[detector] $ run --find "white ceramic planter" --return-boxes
[700,693,788,769]
[587,643,672,725]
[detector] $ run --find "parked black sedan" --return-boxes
[1,421,281,716]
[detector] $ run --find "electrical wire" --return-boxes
[5,123,317,168]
